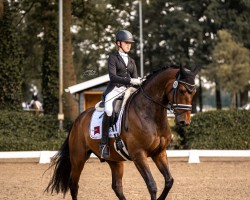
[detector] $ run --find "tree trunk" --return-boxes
[230,92,237,109]
[198,75,203,112]
[63,0,78,121]
[215,82,222,110]
[0,0,3,19]
[192,93,198,113]
[236,93,239,108]
[240,87,249,107]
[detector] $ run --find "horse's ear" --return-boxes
[180,65,191,75]
[193,65,200,75]
[180,64,185,73]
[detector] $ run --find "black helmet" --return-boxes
[116,30,134,43]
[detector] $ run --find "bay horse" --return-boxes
[46,65,198,200]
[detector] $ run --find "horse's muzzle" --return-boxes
[175,120,190,126]
[175,114,191,126]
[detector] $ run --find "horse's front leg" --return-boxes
[132,153,157,200]
[107,161,126,200]
[152,150,174,200]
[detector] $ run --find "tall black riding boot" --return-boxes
[100,113,111,159]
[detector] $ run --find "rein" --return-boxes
[139,84,170,110]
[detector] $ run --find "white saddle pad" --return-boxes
[90,109,124,139]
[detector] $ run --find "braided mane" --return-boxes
[142,65,180,86]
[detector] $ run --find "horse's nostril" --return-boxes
[180,121,185,126]
[177,121,188,126]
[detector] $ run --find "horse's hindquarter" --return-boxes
[69,108,97,156]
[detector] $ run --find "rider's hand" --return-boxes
[140,77,146,82]
[130,78,141,85]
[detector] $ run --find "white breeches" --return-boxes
[104,86,137,117]
[105,86,126,116]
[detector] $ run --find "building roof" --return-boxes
[65,74,109,94]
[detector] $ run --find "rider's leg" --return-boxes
[100,89,116,159]
[100,112,111,158]
[121,87,137,108]
[29,100,34,108]
[100,87,126,159]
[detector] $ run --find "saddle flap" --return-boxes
[113,95,124,113]
[90,110,124,140]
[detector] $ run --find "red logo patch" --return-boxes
[94,126,100,135]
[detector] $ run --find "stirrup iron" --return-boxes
[100,144,110,159]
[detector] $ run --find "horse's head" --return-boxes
[167,65,198,126]
[138,65,198,127]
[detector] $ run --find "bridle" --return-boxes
[139,73,196,114]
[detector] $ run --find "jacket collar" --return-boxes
[116,51,131,66]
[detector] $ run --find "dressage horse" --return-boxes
[46,65,198,200]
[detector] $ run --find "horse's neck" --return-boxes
[134,70,175,122]
[144,70,175,104]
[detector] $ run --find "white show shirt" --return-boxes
[119,51,128,66]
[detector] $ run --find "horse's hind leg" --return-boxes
[69,159,84,200]
[107,161,126,200]
[69,151,91,200]
[69,132,91,200]
[152,151,174,200]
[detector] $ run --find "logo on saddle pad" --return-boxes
[94,126,100,135]
[90,110,124,139]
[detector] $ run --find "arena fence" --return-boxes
[0,150,250,164]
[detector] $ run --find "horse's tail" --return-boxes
[45,131,71,196]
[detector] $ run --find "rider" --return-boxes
[100,30,142,159]
[28,84,43,110]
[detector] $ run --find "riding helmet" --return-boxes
[115,30,134,43]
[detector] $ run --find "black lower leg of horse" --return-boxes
[69,179,79,200]
[152,152,174,200]
[107,161,126,200]
[133,154,157,200]
[69,159,86,200]
[69,170,81,200]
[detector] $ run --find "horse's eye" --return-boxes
[179,89,186,95]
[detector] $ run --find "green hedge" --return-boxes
[0,110,69,151]
[2,110,250,151]
[178,110,250,149]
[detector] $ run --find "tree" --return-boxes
[5,0,250,113]
[0,0,23,109]
[72,0,127,81]
[13,1,44,101]
[63,0,78,121]
[178,0,250,109]
[208,30,250,108]
[8,0,78,121]
[133,1,203,73]
[40,0,59,114]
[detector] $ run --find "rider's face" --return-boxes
[119,41,132,53]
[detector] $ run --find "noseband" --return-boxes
[139,73,196,114]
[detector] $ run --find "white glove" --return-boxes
[139,77,146,82]
[130,78,141,85]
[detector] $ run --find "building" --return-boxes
[65,74,109,112]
